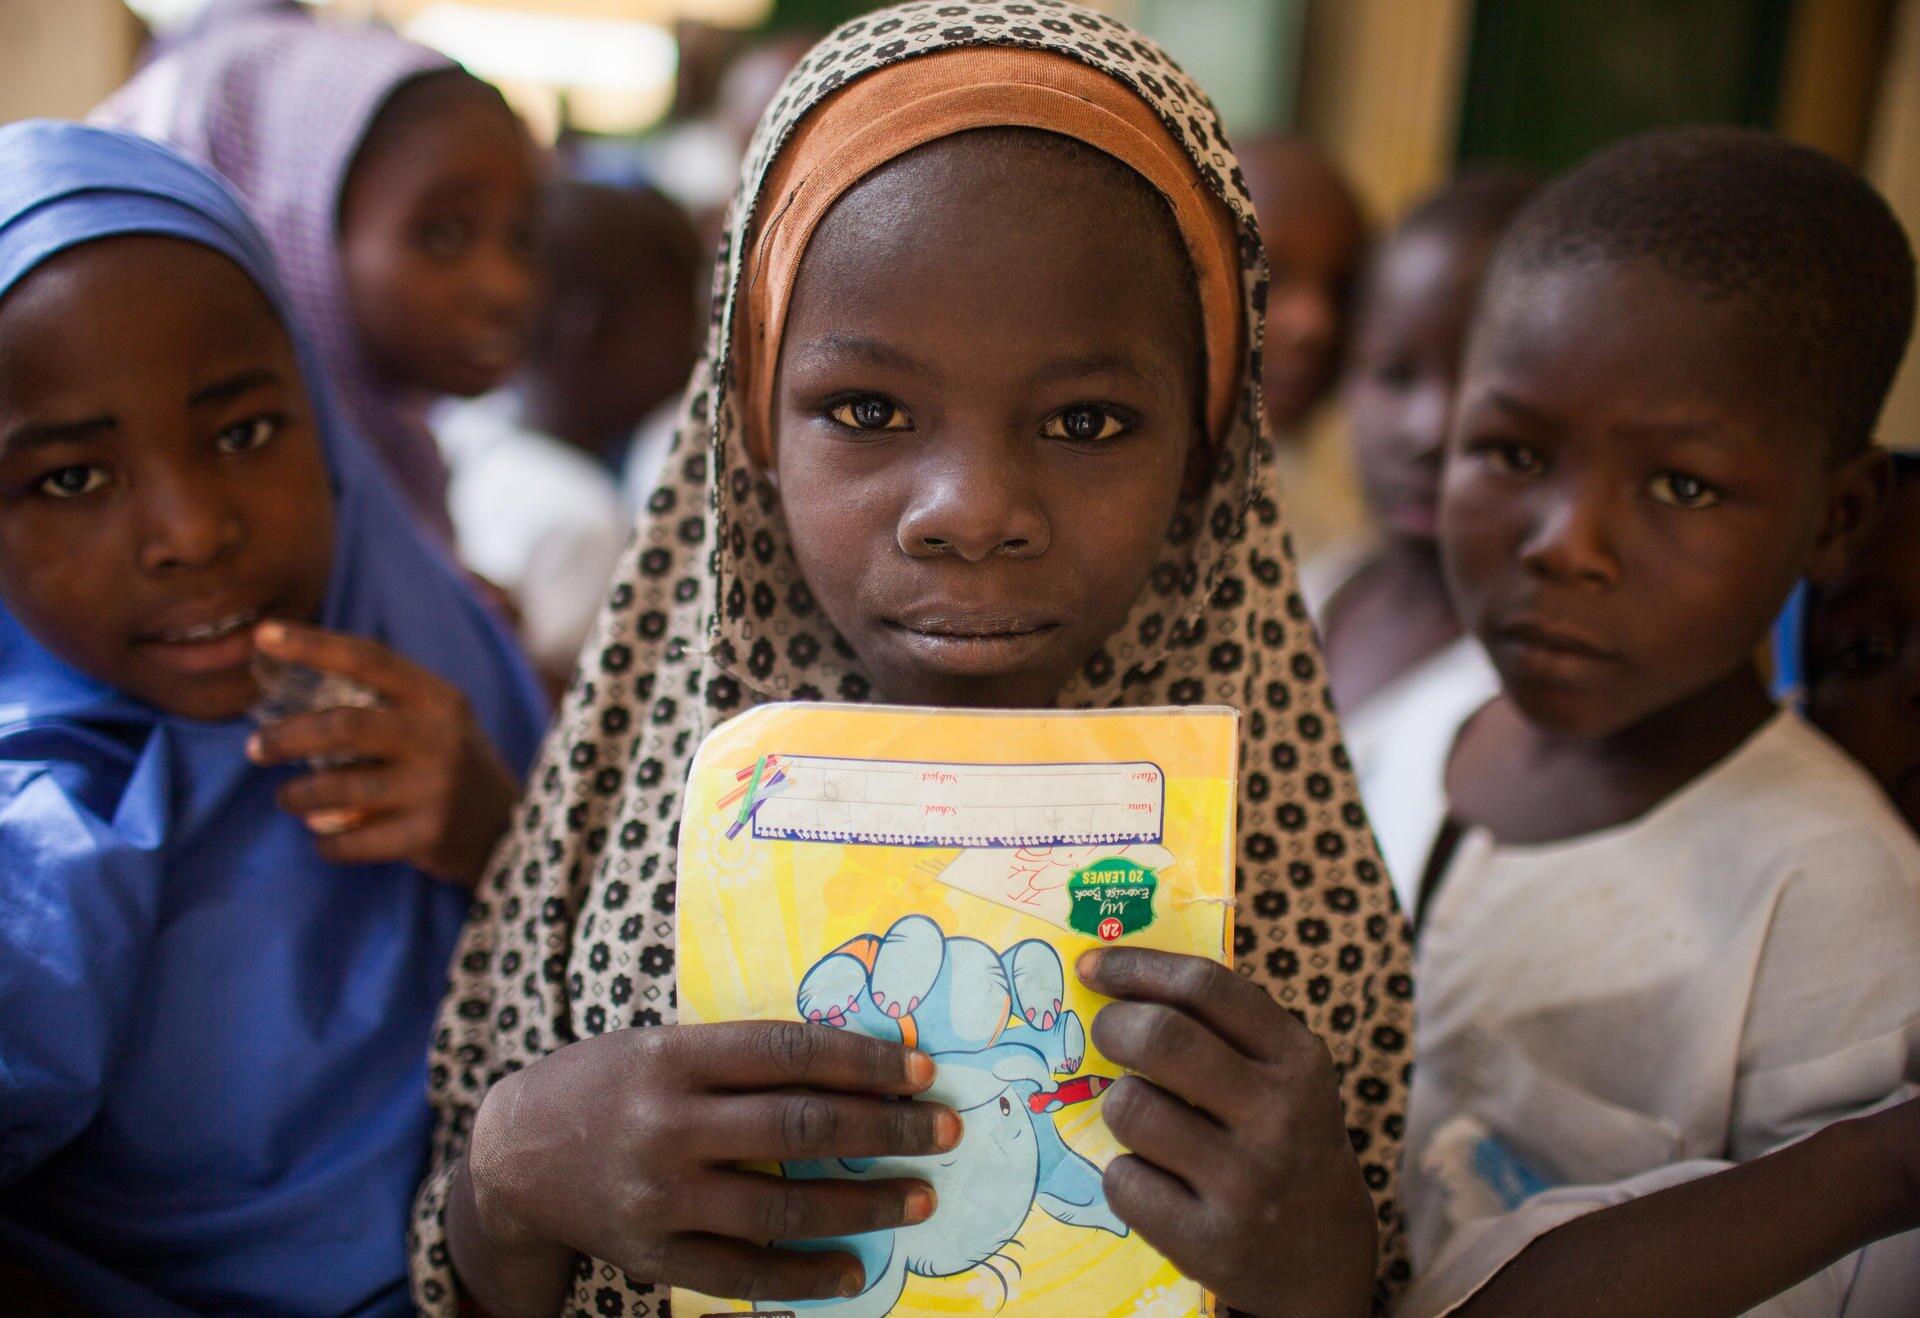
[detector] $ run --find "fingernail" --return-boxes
[839,1268,865,1297]
[933,1107,962,1151]
[904,1186,936,1223]
[1077,950,1104,980]
[306,809,360,834]
[257,621,286,647]
[246,734,264,762]
[905,1050,935,1089]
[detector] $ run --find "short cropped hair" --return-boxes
[1485,127,1916,457]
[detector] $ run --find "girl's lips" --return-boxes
[135,606,264,677]
[886,619,1060,676]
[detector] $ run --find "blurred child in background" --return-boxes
[96,10,540,545]
[438,181,702,689]
[0,121,545,1316]
[1780,452,1920,836]
[1311,174,1535,895]
[1239,133,1369,558]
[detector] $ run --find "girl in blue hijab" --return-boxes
[0,121,546,1314]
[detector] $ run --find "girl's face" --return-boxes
[772,134,1204,709]
[1344,228,1488,542]
[339,75,538,399]
[0,236,335,721]
[1806,475,1920,831]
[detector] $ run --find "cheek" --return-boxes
[342,230,441,344]
[1438,469,1521,585]
[0,510,124,667]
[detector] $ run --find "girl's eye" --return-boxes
[1479,440,1543,476]
[1041,405,1131,442]
[37,465,109,500]
[215,416,280,455]
[420,217,472,260]
[828,397,912,432]
[1648,470,1721,509]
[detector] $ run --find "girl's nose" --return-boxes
[138,470,244,573]
[1518,487,1620,590]
[896,447,1050,563]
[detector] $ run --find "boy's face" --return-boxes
[772,136,1202,709]
[1807,476,1920,830]
[1345,229,1486,541]
[1443,258,1836,738]
[0,237,335,721]
[339,83,539,399]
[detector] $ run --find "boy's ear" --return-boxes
[1808,445,1891,585]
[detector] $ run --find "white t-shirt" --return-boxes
[436,391,628,675]
[1397,710,1920,1315]
[1342,636,1499,912]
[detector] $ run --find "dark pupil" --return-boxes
[1674,476,1699,500]
[53,469,87,491]
[853,398,891,428]
[1063,407,1101,439]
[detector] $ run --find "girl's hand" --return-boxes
[1079,948,1377,1318]
[246,621,519,886]
[459,1023,957,1304]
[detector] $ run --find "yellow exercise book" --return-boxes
[674,702,1237,1318]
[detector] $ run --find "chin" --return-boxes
[1496,672,1637,741]
[135,672,259,724]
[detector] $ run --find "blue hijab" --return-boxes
[1771,450,1920,705]
[0,122,546,1315]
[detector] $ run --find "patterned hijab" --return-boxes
[95,13,461,543]
[411,5,1413,1312]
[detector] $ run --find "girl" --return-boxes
[96,11,539,544]
[410,6,1413,1316]
[0,121,546,1314]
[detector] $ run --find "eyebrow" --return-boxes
[800,333,934,376]
[1026,352,1155,388]
[188,368,281,409]
[0,414,117,456]
[1482,389,1559,426]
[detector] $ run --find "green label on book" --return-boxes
[1067,857,1159,941]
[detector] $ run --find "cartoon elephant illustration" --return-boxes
[761,915,1126,1315]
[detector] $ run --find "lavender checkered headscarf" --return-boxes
[95,13,459,543]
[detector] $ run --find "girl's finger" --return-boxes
[248,705,404,766]
[696,1092,960,1163]
[254,621,429,704]
[690,1169,935,1243]
[649,1233,865,1304]
[1098,1074,1233,1187]
[276,766,406,816]
[1089,1000,1262,1123]
[312,813,431,868]
[1078,947,1314,1065]
[1102,1154,1211,1270]
[674,1021,936,1097]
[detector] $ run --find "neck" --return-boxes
[1537,660,1776,782]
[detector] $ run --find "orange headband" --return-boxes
[736,46,1245,464]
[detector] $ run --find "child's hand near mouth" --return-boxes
[247,620,519,886]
